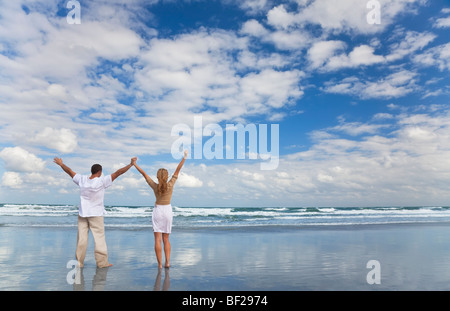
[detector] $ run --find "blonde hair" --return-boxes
[157,168,169,195]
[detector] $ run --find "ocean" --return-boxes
[3,203,450,291]
[2,203,450,229]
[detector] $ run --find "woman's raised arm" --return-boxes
[133,160,156,186]
[173,150,188,177]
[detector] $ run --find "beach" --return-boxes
[2,221,450,291]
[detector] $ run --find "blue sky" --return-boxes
[0,0,449,207]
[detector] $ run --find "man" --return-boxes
[54,157,136,268]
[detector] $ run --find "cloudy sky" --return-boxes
[0,0,449,207]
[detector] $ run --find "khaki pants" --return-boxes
[76,216,109,268]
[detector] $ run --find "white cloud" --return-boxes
[400,126,437,142]
[317,172,334,183]
[265,0,426,35]
[177,172,203,188]
[434,16,450,28]
[27,127,78,154]
[306,31,434,72]
[238,0,271,15]
[1,172,23,189]
[268,29,312,50]
[373,113,394,120]
[323,45,385,70]
[47,84,68,99]
[110,174,144,192]
[0,147,46,172]
[269,108,450,206]
[330,121,388,136]
[267,4,298,30]
[0,1,147,159]
[241,18,312,51]
[175,105,450,206]
[237,50,289,70]
[385,31,436,62]
[0,0,447,207]
[0,13,143,80]
[307,40,346,69]
[241,19,269,37]
[239,69,304,111]
[414,43,450,71]
[133,28,305,139]
[0,0,433,171]
[323,70,418,99]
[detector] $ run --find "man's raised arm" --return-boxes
[54,157,76,178]
[111,157,137,182]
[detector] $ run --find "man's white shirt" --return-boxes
[72,174,113,217]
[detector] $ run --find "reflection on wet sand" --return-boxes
[6,224,450,290]
[73,267,109,291]
[153,268,170,291]
[71,265,170,291]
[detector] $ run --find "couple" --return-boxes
[54,150,188,269]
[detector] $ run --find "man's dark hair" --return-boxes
[91,164,102,175]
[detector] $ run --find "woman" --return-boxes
[133,150,187,269]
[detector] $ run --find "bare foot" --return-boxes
[100,263,113,268]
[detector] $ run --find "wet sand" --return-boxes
[2,223,450,291]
